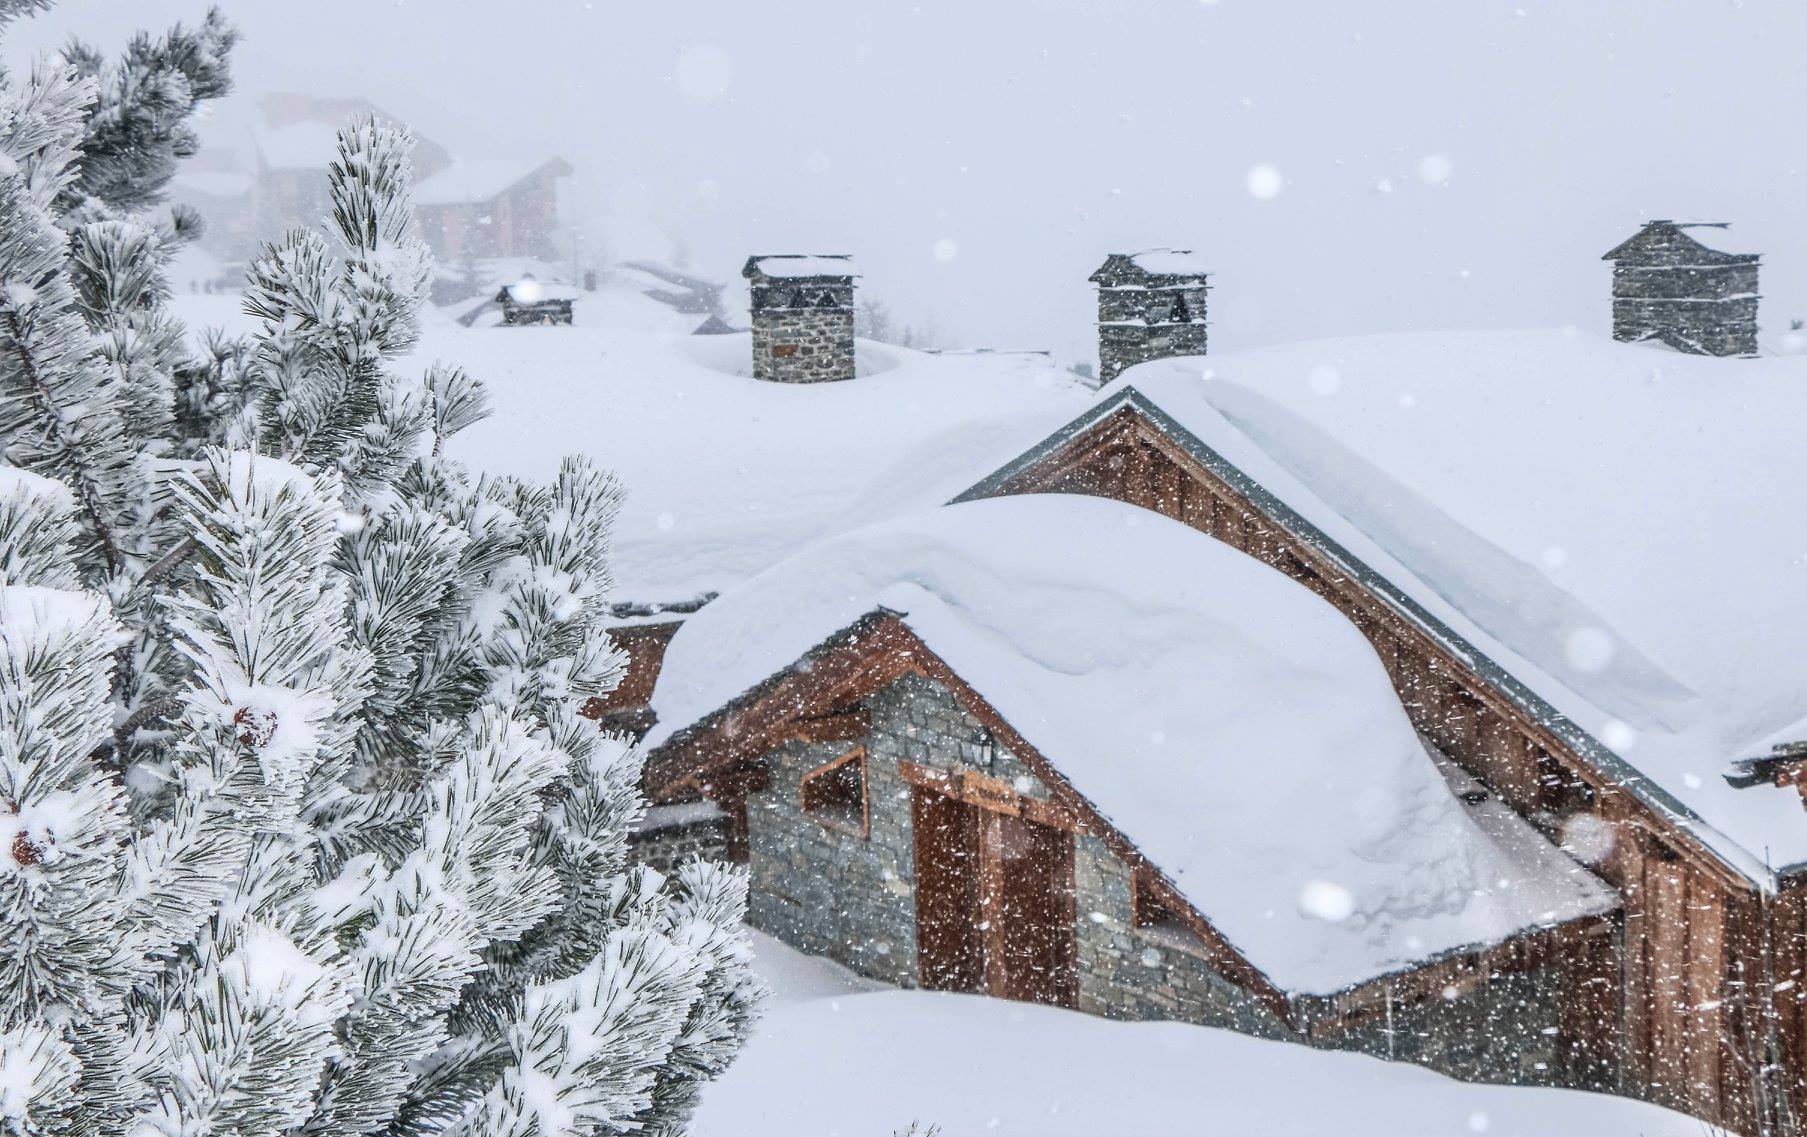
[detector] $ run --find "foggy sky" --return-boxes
[13,0,1804,361]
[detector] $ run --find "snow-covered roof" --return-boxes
[415,158,567,206]
[977,331,1807,879]
[647,494,1614,994]
[1127,249,1212,276]
[744,255,858,279]
[251,121,342,171]
[397,309,1087,605]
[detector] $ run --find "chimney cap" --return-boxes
[1602,220,1760,263]
[743,255,859,281]
[1090,249,1212,284]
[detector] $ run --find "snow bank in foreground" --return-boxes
[649,495,1612,993]
[693,931,1695,1137]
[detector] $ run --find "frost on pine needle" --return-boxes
[0,24,759,1135]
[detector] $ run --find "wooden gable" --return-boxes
[644,608,1614,1045]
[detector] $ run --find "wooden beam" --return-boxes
[898,759,1082,834]
[781,709,871,745]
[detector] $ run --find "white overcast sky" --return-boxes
[13,0,1803,359]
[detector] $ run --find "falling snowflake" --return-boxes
[1418,154,1454,184]
[1246,163,1284,200]
[1562,626,1613,673]
[1298,880,1356,922]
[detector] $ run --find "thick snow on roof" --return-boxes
[1127,248,1211,276]
[696,930,1699,1137]
[429,310,1082,603]
[648,495,1613,993]
[167,287,1085,607]
[252,121,341,170]
[1105,330,1807,875]
[415,159,557,206]
[745,255,858,279]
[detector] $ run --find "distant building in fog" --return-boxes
[1601,220,1760,358]
[416,157,575,264]
[176,93,570,270]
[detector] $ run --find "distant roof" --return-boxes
[962,330,1807,881]
[252,120,342,171]
[743,255,859,280]
[647,494,1614,994]
[1602,220,1762,263]
[416,157,572,206]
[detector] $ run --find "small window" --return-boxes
[772,343,799,359]
[801,747,868,837]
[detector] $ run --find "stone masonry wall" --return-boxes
[741,671,1286,1034]
[1098,321,1209,383]
[1305,957,1586,1089]
[628,802,731,875]
[750,308,856,383]
[734,670,1597,1089]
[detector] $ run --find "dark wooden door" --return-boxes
[911,786,983,993]
[978,810,1077,1008]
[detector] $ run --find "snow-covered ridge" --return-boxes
[648,494,1613,994]
[1094,330,1807,873]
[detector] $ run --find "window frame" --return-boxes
[800,745,870,839]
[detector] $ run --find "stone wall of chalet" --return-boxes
[669,670,1606,1089]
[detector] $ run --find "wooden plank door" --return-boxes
[978,810,1077,1008]
[912,786,983,993]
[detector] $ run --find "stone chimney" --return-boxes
[742,255,857,382]
[1089,250,1210,383]
[1601,221,1759,358]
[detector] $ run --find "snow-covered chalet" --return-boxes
[633,233,1807,1134]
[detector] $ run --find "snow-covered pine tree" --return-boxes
[0,6,241,775]
[0,5,759,1132]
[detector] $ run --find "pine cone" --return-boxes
[234,706,278,748]
[10,830,42,867]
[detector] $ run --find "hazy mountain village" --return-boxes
[1,3,1804,1136]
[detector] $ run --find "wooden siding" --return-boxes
[978,406,1796,1132]
[587,619,681,740]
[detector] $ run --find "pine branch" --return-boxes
[1,308,124,574]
